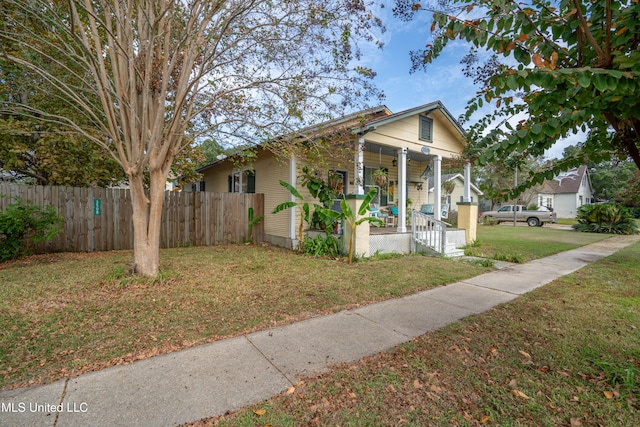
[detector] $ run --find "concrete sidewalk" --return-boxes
[2,235,639,427]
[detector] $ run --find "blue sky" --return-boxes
[363,8,478,121]
[360,7,575,160]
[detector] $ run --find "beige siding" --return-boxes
[202,150,292,243]
[197,105,467,245]
[365,110,465,160]
[256,152,291,240]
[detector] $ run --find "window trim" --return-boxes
[230,168,256,194]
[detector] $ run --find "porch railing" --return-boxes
[411,210,450,255]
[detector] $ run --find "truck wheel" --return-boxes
[527,217,539,227]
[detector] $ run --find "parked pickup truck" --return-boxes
[480,205,557,227]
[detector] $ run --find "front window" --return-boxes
[230,169,255,193]
[364,166,388,206]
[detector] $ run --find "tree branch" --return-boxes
[571,0,606,64]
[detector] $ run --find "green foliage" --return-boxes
[573,203,639,235]
[302,234,341,258]
[584,348,640,399]
[480,215,498,226]
[491,252,526,264]
[0,197,62,261]
[300,167,340,230]
[247,207,264,242]
[398,0,640,198]
[320,188,384,263]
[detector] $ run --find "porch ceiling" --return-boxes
[364,141,465,166]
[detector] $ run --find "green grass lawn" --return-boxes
[0,227,623,394]
[465,224,610,262]
[205,239,640,427]
[0,245,489,390]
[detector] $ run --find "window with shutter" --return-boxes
[231,169,255,193]
[247,171,256,193]
[419,115,433,142]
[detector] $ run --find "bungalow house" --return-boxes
[193,101,478,256]
[534,165,594,218]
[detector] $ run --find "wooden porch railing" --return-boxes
[411,210,450,255]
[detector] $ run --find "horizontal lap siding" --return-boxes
[0,183,264,253]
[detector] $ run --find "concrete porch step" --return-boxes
[443,243,465,258]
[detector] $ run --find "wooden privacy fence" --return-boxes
[0,183,265,253]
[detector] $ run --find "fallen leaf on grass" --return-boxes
[413,379,423,389]
[603,391,614,399]
[570,418,582,426]
[519,350,531,358]
[481,415,490,423]
[253,409,266,416]
[512,389,530,399]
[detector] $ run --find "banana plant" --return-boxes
[247,207,263,242]
[272,180,310,248]
[320,188,384,263]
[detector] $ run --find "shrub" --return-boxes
[0,197,63,262]
[572,203,639,235]
[302,234,341,258]
[480,215,498,226]
[446,210,458,228]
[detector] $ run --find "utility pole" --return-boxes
[513,166,518,227]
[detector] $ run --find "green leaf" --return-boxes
[513,47,530,65]
[358,188,379,216]
[278,180,303,200]
[272,201,297,214]
[531,123,543,134]
[577,73,591,88]
[506,74,518,90]
[593,73,608,91]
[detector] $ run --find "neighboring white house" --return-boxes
[424,173,483,212]
[534,165,594,218]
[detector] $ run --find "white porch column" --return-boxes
[434,155,442,221]
[463,162,471,202]
[397,147,408,232]
[354,136,365,195]
[289,156,298,248]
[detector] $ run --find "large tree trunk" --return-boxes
[129,170,166,276]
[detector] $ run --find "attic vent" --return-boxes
[419,116,433,142]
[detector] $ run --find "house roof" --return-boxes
[539,165,589,194]
[356,101,466,137]
[196,101,465,172]
[426,173,483,195]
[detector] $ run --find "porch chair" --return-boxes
[420,204,434,215]
[387,205,398,227]
[369,204,385,226]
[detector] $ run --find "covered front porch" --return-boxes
[344,103,479,258]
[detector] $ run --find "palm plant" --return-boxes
[573,203,638,235]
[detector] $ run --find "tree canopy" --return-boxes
[1,0,384,275]
[395,0,640,199]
